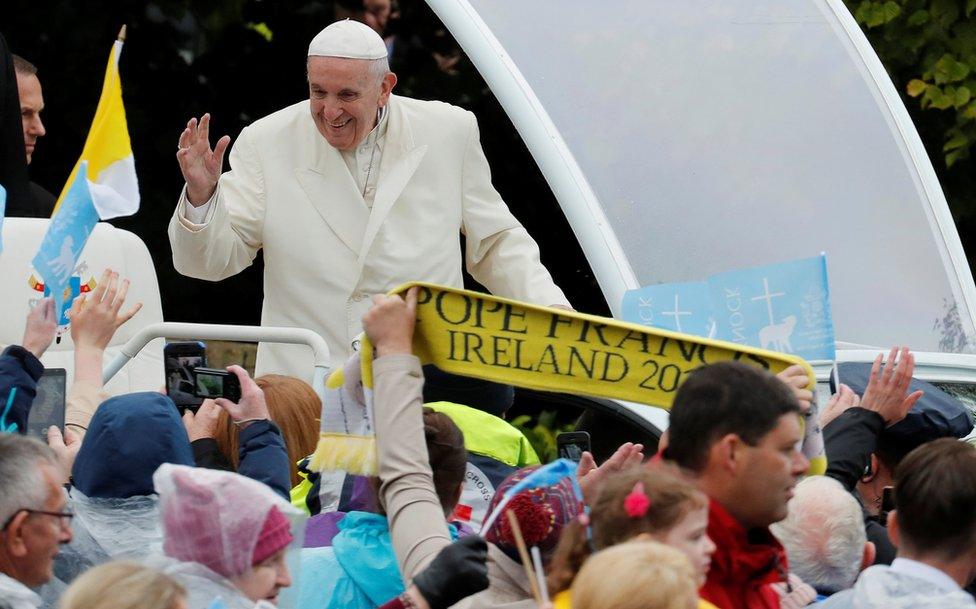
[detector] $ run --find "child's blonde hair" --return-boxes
[571,541,698,609]
[59,561,184,609]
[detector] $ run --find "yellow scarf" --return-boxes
[310,283,820,476]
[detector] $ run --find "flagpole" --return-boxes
[822,250,840,394]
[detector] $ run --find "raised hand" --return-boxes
[215,365,270,429]
[578,441,644,504]
[819,383,861,428]
[22,297,57,358]
[176,113,231,205]
[776,364,814,413]
[860,346,924,426]
[68,269,143,351]
[362,287,419,357]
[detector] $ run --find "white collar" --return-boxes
[890,557,961,592]
[361,105,389,149]
[0,572,42,609]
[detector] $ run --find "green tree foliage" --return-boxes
[509,409,576,463]
[849,0,976,165]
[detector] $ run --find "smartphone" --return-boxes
[557,431,591,462]
[879,486,895,526]
[165,341,207,411]
[27,368,66,439]
[193,368,242,402]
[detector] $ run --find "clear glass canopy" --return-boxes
[436,0,976,354]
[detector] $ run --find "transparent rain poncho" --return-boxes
[151,464,306,609]
[40,491,162,609]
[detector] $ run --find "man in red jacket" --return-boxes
[664,362,809,609]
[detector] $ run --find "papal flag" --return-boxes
[54,26,138,219]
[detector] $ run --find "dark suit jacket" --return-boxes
[0,32,31,216]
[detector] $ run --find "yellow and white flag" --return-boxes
[54,27,139,219]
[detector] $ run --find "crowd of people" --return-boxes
[3,8,976,609]
[1,280,975,609]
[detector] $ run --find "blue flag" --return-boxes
[622,255,835,360]
[709,255,835,360]
[32,162,99,318]
[480,458,582,535]
[505,458,581,500]
[620,281,713,337]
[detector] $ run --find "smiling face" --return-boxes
[0,462,73,587]
[307,56,396,151]
[230,548,292,605]
[16,72,45,164]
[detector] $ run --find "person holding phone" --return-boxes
[32,268,142,481]
[36,365,292,609]
[0,296,56,435]
[181,365,292,501]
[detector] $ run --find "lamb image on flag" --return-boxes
[622,254,836,361]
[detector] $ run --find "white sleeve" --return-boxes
[460,111,571,308]
[180,194,215,226]
[168,127,266,281]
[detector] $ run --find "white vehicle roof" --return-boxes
[428,0,976,355]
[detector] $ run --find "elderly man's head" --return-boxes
[12,54,46,165]
[771,476,874,595]
[306,20,396,151]
[0,434,72,587]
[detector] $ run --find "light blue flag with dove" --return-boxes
[32,162,99,320]
[621,255,835,361]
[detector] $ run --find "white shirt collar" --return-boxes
[360,105,389,150]
[0,572,42,609]
[890,557,962,593]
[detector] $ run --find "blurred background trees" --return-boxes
[5,0,603,324]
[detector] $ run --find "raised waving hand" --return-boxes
[176,113,231,205]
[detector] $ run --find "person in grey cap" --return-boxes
[169,19,570,380]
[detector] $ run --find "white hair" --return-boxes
[0,434,59,528]
[771,476,866,593]
[305,56,390,86]
[367,56,391,84]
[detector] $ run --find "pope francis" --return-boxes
[169,19,570,379]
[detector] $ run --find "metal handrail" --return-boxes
[103,322,331,400]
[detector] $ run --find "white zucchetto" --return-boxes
[308,19,388,60]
